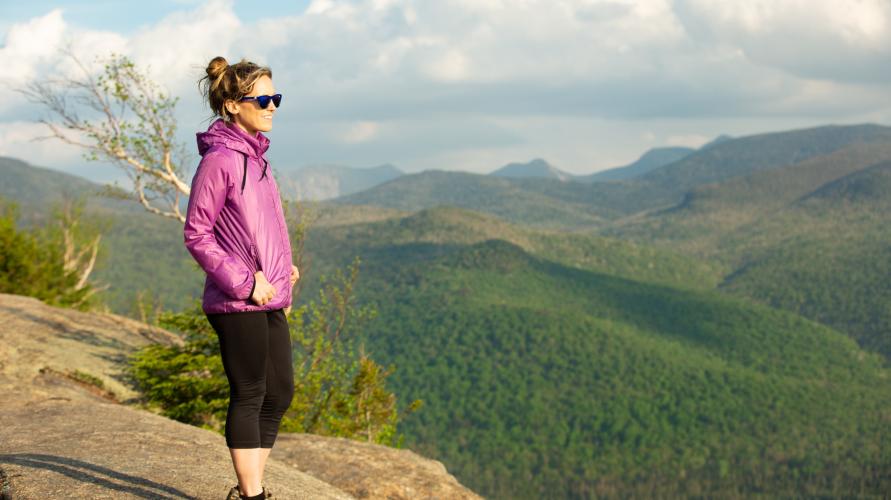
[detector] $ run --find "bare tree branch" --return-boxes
[17,46,191,223]
[56,196,107,299]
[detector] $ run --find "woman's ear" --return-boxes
[224,99,240,117]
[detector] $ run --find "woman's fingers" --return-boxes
[290,265,300,284]
[250,271,282,305]
[263,282,276,304]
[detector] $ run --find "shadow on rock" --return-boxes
[0,453,194,499]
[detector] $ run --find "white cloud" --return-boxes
[0,8,131,85]
[0,9,66,89]
[424,48,470,82]
[0,121,80,163]
[129,0,241,94]
[0,121,129,183]
[1,0,891,177]
[340,121,381,143]
[675,0,891,82]
[250,0,889,123]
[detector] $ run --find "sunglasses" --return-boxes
[239,93,282,109]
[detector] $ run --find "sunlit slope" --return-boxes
[718,160,891,358]
[301,205,723,296]
[606,141,891,252]
[605,143,891,360]
[639,123,891,192]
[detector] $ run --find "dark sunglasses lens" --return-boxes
[256,95,271,108]
[272,94,282,108]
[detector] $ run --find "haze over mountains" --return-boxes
[276,163,404,201]
[3,122,891,498]
[274,141,706,200]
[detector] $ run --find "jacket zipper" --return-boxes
[241,152,262,271]
[241,154,286,274]
[240,154,248,194]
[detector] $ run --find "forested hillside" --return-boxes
[347,239,891,498]
[0,156,201,313]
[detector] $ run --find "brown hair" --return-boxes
[199,56,272,122]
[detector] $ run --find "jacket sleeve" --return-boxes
[183,151,255,301]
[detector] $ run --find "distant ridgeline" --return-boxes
[275,163,404,201]
[3,122,891,498]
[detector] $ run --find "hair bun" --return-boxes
[206,56,229,80]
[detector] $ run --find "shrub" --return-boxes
[127,258,420,445]
[0,198,102,309]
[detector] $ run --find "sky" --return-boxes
[1,0,890,185]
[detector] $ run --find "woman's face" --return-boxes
[226,75,277,136]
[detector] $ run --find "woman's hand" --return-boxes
[283,265,300,316]
[250,271,277,306]
[289,264,300,287]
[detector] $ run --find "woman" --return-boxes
[185,56,299,500]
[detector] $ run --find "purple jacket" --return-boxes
[184,118,293,314]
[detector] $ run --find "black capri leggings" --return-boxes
[206,308,295,449]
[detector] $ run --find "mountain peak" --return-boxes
[488,158,573,181]
[583,146,695,182]
[699,134,733,150]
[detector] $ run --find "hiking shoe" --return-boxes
[226,484,241,500]
[225,482,271,499]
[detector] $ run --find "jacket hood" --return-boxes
[196,118,270,159]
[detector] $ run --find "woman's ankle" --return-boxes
[239,489,265,500]
[238,484,264,499]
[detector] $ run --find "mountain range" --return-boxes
[273,142,703,201]
[3,122,891,498]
